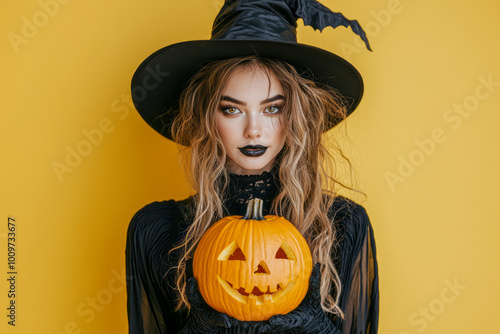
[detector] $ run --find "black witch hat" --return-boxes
[131,0,371,143]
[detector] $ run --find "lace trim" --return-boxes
[223,164,281,216]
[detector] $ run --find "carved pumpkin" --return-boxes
[193,198,313,321]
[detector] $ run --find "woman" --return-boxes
[126,0,378,333]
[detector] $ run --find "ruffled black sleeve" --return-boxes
[125,200,190,333]
[330,197,380,334]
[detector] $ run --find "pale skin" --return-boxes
[215,66,286,175]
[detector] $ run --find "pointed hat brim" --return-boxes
[131,39,363,143]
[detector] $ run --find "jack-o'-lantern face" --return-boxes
[216,239,299,305]
[193,199,313,321]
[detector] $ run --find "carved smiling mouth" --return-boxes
[216,275,298,305]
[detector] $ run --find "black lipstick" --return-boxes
[238,145,268,157]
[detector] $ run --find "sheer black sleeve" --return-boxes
[125,200,189,333]
[331,198,380,334]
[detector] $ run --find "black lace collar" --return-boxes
[222,163,281,217]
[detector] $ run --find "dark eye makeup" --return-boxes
[219,104,284,115]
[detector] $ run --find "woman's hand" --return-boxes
[239,263,342,334]
[179,276,237,334]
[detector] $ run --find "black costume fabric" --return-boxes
[125,166,379,333]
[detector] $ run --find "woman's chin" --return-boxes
[226,159,274,175]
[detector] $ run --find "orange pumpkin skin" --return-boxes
[193,199,313,321]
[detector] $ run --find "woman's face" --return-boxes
[215,66,286,175]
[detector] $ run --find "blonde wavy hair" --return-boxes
[166,55,362,320]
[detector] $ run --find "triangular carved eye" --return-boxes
[218,241,246,261]
[275,241,296,260]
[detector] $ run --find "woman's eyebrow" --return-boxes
[220,94,284,106]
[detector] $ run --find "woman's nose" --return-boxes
[243,113,262,139]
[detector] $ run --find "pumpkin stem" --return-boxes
[242,198,265,220]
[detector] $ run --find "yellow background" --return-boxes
[1,0,499,333]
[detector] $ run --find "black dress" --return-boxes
[125,167,379,333]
